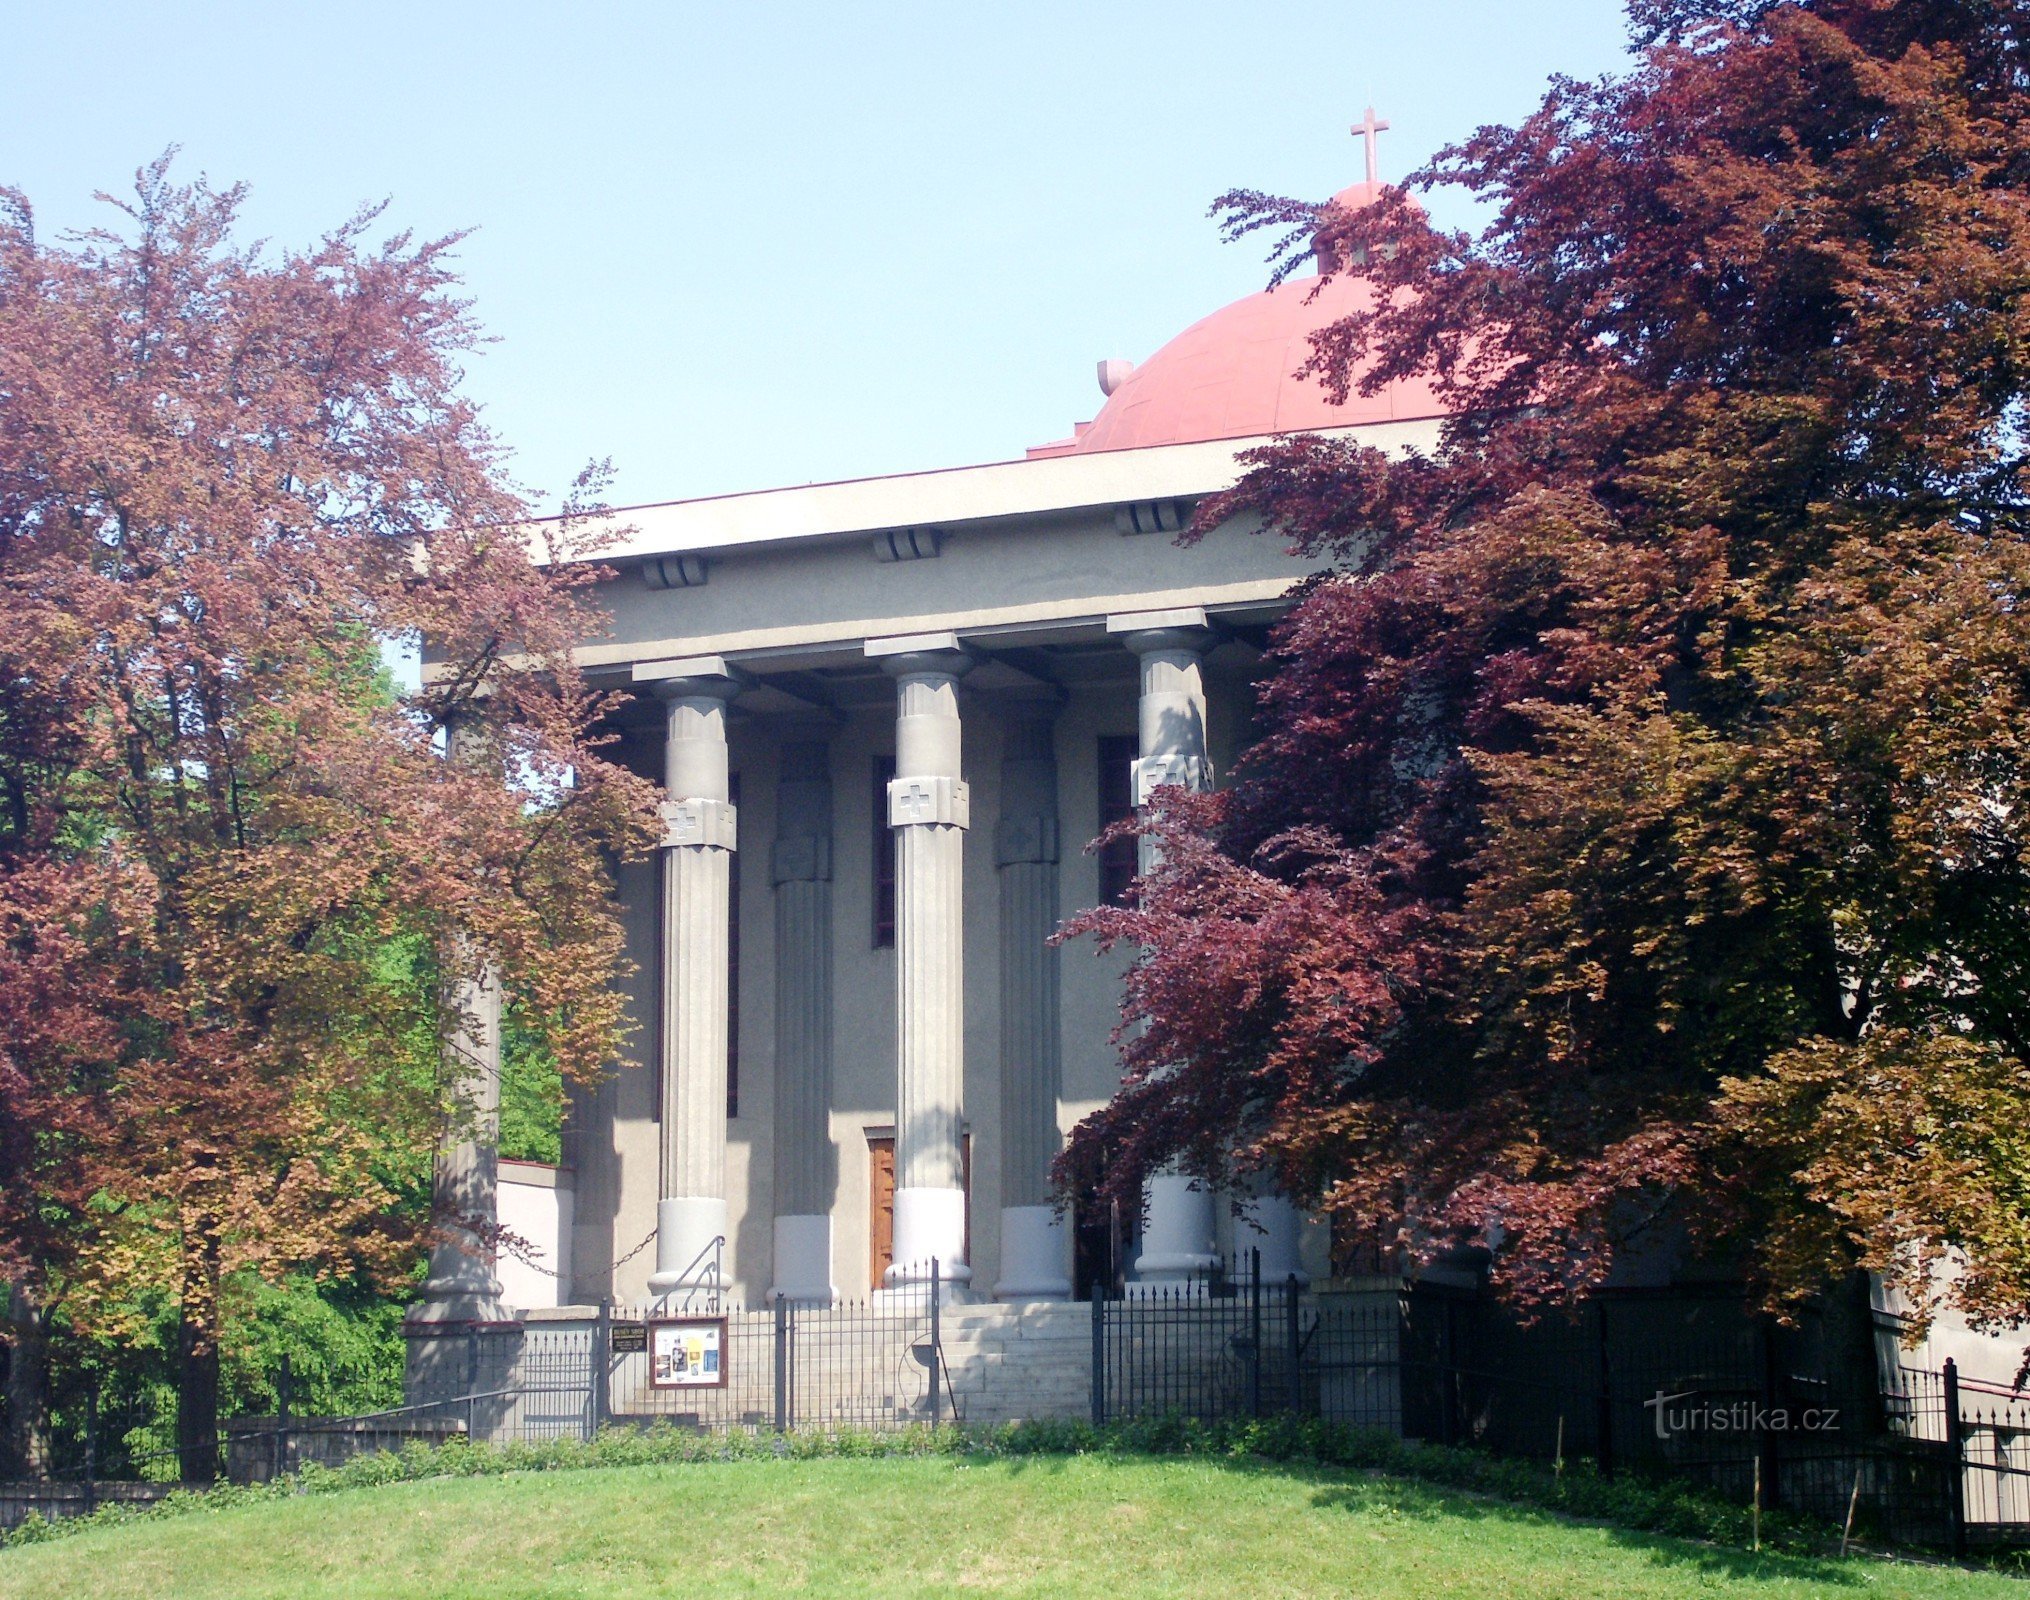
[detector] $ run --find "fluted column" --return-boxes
[994,700,1070,1300]
[874,639,972,1292]
[410,718,510,1328]
[1116,619,1220,1293]
[771,739,837,1303]
[646,668,741,1301]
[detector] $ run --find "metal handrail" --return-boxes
[657,1234,726,1314]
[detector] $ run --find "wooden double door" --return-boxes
[866,1132,969,1292]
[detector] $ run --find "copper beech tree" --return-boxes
[1060,0,2030,1343]
[0,161,658,1476]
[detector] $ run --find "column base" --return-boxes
[771,1213,836,1304]
[884,1186,973,1290]
[402,1295,514,1328]
[995,1205,1071,1300]
[1126,1276,1212,1301]
[405,1263,510,1328]
[646,1196,729,1302]
[401,1307,522,1418]
[1133,1172,1217,1291]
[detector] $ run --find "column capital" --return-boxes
[771,739,833,882]
[867,631,974,681]
[770,835,831,883]
[1133,754,1207,803]
[649,657,738,809]
[996,697,1061,867]
[1106,606,1216,658]
[995,814,1058,866]
[636,655,747,704]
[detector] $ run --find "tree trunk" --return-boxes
[176,1237,221,1483]
[1830,1267,1889,1436]
[1,1279,51,1478]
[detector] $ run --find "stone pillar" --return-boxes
[410,949,510,1324]
[874,639,972,1292]
[405,719,510,1405]
[771,739,837,1303]
[1115,617,1220,1292]
[994,700,1071,1300]
[646,667,741,1301]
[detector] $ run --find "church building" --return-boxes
[396,123,2030,1501]
[430,131,1447,1321]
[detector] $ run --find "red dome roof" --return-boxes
[1030,180,1445,458]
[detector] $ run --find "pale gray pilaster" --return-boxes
[770,739,837,1302]
[994,699,1070,1299]
[870,635,973,1292]
[645,666,741,1301]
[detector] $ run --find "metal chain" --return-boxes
[500,1226,655,1280]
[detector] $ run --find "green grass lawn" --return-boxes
[0,1454,2022,1600]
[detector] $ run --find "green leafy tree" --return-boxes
[0,159,658,1477]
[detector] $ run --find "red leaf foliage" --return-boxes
[0,161,659,1339]
[1059,0,2030,1327]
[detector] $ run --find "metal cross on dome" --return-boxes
[1353,105,1390,186]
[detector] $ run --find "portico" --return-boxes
[406,158,1449,1328]
[564,494,1414,1307]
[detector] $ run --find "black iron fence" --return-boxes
[9,1263,2030,1554]
[575,1278,959,1433]
[3,1272,971,1527]
[1090,1263,2027,1551]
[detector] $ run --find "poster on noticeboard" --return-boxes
[648,1317,727,1388]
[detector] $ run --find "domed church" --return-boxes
[412,120,1447,1337]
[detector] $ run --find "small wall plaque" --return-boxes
[610,1321,648,1355]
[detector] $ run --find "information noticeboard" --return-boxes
[648,1317,727,1389]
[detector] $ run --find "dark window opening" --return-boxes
[873,754,896,947]
[1097,734,1139,907]
[1073,1183,1138,1300]
[727,771,741,1119]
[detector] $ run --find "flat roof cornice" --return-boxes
[543,421,1435,564]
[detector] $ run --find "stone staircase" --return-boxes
[931,1301,1094,1425]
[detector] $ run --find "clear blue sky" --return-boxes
[2,2,1636,511]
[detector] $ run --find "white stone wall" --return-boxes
[583,501,1314,672]
[498,1162,573,1312]
[1876,1269,2030,1391]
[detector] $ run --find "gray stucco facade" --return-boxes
[540,428,1439,1308]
